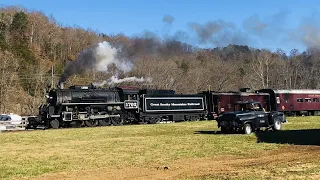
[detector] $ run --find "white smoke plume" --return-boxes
[59,41,133,83]
[94,41,133,72]
[93,75,153,87]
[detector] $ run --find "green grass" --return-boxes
[0,116,320,179]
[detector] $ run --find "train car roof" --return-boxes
[139,89,176,95]
[204,91,269,96]
[235,101,261,104]
[118,85,139,90]
[144,94,205,97]
[273,89,320,94]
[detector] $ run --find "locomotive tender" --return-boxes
[28,84,208,129]
[142,92,206,123]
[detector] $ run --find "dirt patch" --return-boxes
[24,146,320,180]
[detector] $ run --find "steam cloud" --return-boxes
[59,41,133,84]
[159,12,320,51]
[163,15,174,24]
[189,20,235,44]
[93,75,153,87]
[294,19,320,49]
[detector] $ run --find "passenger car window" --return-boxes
[297,98,303,103]
[305,98,311,102]
[313,98,319,102]
[284,94,289,103]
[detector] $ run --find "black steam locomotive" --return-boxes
[27,84,208,129]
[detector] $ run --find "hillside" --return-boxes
[1,6,320,114]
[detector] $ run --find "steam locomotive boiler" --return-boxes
[35,84,140,129]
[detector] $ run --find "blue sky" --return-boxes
[1,0,320,53]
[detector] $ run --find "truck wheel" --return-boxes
[221,127,228,134]
[243,123,252,134]
[50,119,59,129]
[272,119,282,131]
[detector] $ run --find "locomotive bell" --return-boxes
[58,82,64,89]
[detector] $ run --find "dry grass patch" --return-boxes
[0,116,320,179]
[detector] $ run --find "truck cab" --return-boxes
[217,101,286,134]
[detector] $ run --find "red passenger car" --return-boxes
[201,90,271,119]
[256,89,320,116]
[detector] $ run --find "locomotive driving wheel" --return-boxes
[125,113,137,124]
[111,117,123,126]
[98,118,111,126]
[70,121,83,128]
[84,119,99,127]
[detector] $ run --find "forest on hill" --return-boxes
[1,6,320,115]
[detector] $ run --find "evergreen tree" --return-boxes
[9,11,38,96]
[0,13,8,49]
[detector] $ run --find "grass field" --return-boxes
[1,117,320,179]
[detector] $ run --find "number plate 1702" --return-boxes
[124,101,138,109]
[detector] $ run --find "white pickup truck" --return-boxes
[0,113,23,125]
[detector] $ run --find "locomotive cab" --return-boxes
[116,86,140,123]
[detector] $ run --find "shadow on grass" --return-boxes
[195,129,320,146]
[256,129,320,146]
[194,130,243,135]
[194,130,221,135]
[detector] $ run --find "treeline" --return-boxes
[1,6,320,115]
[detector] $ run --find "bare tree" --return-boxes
[0,50,19,113]
[247,50,275,89]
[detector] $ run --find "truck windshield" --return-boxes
[234,103,251,111]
